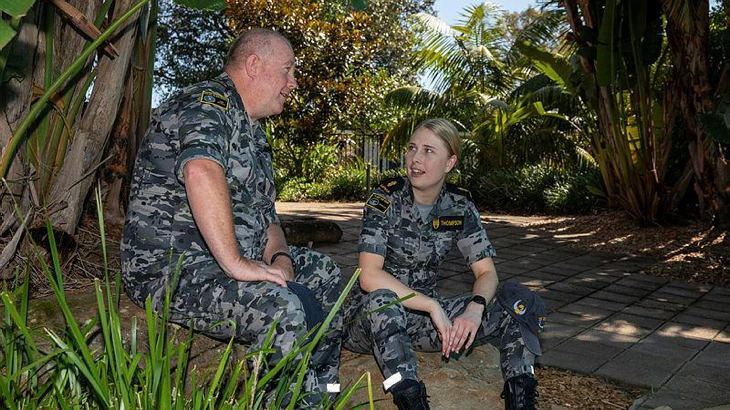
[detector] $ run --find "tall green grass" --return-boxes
[0,184,372,409]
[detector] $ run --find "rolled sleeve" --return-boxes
[357,189,392,257]
[456,202,496,265]
[174,104,230,184]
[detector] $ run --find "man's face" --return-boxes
[257,39,297,118]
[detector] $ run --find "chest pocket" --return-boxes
[387,219,420,265]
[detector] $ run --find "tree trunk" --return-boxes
[46,0,140,238]
[664,0,730,224]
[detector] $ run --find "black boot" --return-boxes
[392,380,430,410]
[501,374,538,410]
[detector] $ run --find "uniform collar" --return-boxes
[216,72,261,130]
[405,179,456,223]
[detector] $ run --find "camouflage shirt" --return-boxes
[357,176,496,298]
[121,72,278,295]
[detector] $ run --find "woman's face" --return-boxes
[405,127,457,194]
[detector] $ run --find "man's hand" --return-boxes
[225,258,289,287]
[447,302,483,356]
[270,256,295,281]
[428,300,453,357]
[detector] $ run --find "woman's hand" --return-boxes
[448,303,483,355]
[428,300,453,357]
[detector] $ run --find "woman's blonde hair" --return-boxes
[414,118,462,164]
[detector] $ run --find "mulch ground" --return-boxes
[521,211,730,287]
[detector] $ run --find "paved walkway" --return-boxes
[277,202,730,410]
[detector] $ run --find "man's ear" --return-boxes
[245,54,261,78]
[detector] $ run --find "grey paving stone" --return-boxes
[667,280,714,293]
[655,285,707,299]
[552,338,624,360]
[564,276,612,290]
[623,272,670,284]
[538,264,582,277]
[683,306,730,322]
[594,349,685,388]
[558,304,615,321]
[641,331,710,351]
[435,279,471,298]
[621,305,677,320]
[628,339,699,363]
[636,298,687,312]
[640,391,715,410]
[593,313,663,338]
[602,284,653,298]
[672,313,728,331]
[509,276,554,289]
[715,325,730,343]
[675,360,730,388]
[581,267,632,279]
[571,272,622,284]
[610,312,666,330]
[574,329,640,349]
[575,297,631,312]
[537,349,608,374]
[614,278,665,291]
[590,290,641,304]
[547,282,595,297]
[496,272,515,281]
[548,312,603,328]
[656,375,730,408]
[536,288,583,303]
[693,299,730,313]
[647,291,697,306]
[494,263,532,275]
[542,298,568,312]
[700,290,730,303]
[655,322,722,341]
[522,270,569,282]
[693,342,730,368]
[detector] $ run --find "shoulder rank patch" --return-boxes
[200,90,229,110]
[445,183,472,200]
[366,192,391,213]
[432,216,464,231]
[378,176,405,194]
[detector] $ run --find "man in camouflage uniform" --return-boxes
[343,176,545,410]
[121,28,342,405]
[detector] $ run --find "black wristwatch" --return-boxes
[470,295,488,311]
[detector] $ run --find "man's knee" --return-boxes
[269,295,309,351]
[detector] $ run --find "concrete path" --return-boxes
[277,202,730,410]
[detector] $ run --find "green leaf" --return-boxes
[0,19,16,51]
[171,0,227,11]
[352,0,368,10]
[596,0,617,87]
[0,0,35,18]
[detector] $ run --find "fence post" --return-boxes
[366,162,371,199]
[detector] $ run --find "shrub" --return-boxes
[0,186,370,409]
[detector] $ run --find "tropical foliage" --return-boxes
[383,0,730,225]
[0,187,369,409]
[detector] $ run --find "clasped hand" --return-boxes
[430,301,482,358]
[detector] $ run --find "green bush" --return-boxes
[463,163,602,214]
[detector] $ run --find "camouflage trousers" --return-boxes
[129,246,342,400]
[343,288,536,386]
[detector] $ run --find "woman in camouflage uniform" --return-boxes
[343,119,544,410]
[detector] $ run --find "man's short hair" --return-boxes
[225,28,293,69]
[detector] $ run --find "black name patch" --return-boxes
[432,216,464,231]
[366,193,391,213]
[200,91,229,110]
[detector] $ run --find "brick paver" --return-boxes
[276,202,730,410]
